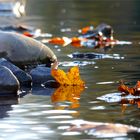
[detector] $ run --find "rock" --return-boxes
[0,58,32,87]
[0,66,20,95]
[0,31,57,67]
[30,65,54,85]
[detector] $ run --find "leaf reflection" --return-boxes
[51,86,85,109]
[120,98,140,113]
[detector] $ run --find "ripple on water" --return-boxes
[59,61,95,67]
[46,115,73,119]
[42,110,77,114]
[96,81,115,85]
[68,52,124,60]
[97,92,122,103]
[90,106,106,110]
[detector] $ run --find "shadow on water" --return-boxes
[0,96,18,118]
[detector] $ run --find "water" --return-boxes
[0,0,140,139]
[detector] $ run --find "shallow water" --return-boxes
[0,0,140,139]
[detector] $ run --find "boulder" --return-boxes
[0,58,32,87]
[0,31,57,67]
[0,66,20,95]
[30,65,54,85]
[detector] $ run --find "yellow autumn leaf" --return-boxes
[51,69,72,85]
[51,66,85,86]
[67,66,85,86]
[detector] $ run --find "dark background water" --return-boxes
[0,0,140,139]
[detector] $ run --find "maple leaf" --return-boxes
[51,69,71,86]
[51,66,85,86]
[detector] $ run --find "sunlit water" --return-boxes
[0,0,140,139]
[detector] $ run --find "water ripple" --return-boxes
[68,52,124,60]
[59,61,95,66]
[42,110,77,114]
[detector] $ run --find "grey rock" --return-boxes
[0,66,20,95]
[30,65,54,85]
[0,31,57,67]
[0,58,32,86]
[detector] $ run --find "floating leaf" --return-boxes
[23,31,33,37]
[51,69,71,86]
[78,26,94,34]
[48,37,65,45]
[51,66,85,86]
[67,66,85,86]
[118,81,140,95]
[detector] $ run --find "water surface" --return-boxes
[0,0,140,139]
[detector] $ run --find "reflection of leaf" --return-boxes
[51,66,85,86]
[51,86,85,109]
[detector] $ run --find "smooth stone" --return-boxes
[0,58,32,87]
[0,66,20,95]
[0,31,57,67]
[30,65,54,85]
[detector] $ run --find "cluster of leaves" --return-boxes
[46,24,117,48]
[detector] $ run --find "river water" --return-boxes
[0,0,140,139]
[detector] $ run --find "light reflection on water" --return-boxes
[0,0,140,139]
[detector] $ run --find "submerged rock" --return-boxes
[0,31,57,68]
[0,58,32,87]
[30,65,54,85]
[0,66,19,95]
[67,120,139,138]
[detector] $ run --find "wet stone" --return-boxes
[0,58,32,87]
[0,66,20,95]
[30,65,54,85]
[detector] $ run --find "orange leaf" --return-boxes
[67,66,85,86]
[51,66,85,86]
[51,69,71,86]
[135,81,140,91]
[48,37,65,45]
[79,26,94,34]
[23,31,33,37]
[118,81,140,95]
